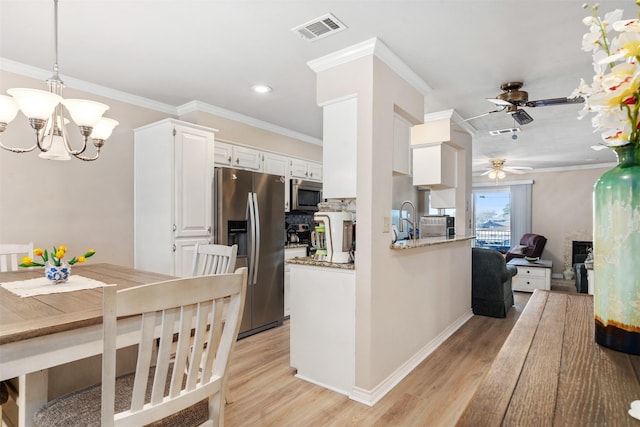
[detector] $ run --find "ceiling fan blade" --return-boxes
[486,98,514,107]
[525,96,584,108]
[504,168,527,174]
[457,107,506,123]
[480,170,492,176]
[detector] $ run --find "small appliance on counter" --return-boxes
[286,223,311,245]
[312,201,353,263]
[419,215,455,237]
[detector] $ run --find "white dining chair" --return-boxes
[33,268,248,427]
[0,243,34,424]
[0,242,33,272]
[191,244,238,276]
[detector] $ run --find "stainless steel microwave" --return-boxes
[291,179,323,212]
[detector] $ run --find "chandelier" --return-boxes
[0,0,118,161]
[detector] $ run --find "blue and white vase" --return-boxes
[44,261,71,284]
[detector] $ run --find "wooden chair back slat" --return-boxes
[101,268,247,427]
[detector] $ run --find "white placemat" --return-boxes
[1,274,113,298]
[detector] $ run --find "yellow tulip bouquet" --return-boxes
[19,246,96,268]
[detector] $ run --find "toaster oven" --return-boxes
[419,215,455,237]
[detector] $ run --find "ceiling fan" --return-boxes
[465,82,584,125]
[480,158,532,180]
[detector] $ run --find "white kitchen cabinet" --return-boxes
[393,114,412,176]
[214,140,233,166]
[289,264,355,395]
[215,142,263,171]
[412,142,457,189]
[290,159,323,182]
[134,119,215,277]
[232,145,263,171]
[284,246,307,317]
[264,152,291,212]
[322,96,357,198]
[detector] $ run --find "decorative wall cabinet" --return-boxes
[134,119,215,277]
[412,142,457,189]
[393,114,412,176]
[322,96,357,198]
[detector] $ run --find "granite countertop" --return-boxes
[284,243,309,249]
[390,235,475,250]
[286,256,355,270]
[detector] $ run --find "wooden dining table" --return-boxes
[458,290,640,426]
[0,263,174,427]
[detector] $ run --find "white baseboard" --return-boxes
[349,308,474,406]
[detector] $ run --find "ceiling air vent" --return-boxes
[489,127,520,136]
[292,13,347,41]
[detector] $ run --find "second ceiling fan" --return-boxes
[466,82,584,125]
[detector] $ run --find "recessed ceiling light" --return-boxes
[251,84,272,94]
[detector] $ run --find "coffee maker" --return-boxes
[312,203,353,263]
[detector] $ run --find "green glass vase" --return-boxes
[593,143,640,354]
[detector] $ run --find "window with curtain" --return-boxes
[472,180,533,251]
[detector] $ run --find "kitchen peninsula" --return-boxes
[288,258,355,395]
[291,38,474,406]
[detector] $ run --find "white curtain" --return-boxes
[510,182,532,247]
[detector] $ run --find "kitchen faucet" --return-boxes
[399,200,417,242]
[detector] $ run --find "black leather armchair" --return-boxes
[472,247,518,318]
[505,233,548,262]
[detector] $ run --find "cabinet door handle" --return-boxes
[236,158,240,164]
[228,156,232,163]
[208,226,211,233]
[172,244,176,252]
[173,224,177,232]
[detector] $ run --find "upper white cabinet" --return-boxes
[412,142,457,189]
[215,142,262,171]
[232,145,263,171]
[134,119,215,277]
[290,158,323,182]
[264,152,291,212]
[213,139,321,212]
[214,141,233,166]
[393,114,412,176]
[322,96,357,198]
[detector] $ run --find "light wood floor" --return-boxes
[225,291,531,427]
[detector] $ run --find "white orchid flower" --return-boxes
[612,18,640,32]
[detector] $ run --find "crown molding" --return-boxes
[177,101,322,146]
[0,57,176,114]
[307,37,432,95]
[1,57,321,145]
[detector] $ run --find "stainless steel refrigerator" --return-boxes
[214,167,284,338]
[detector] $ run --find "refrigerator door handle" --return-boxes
[252,192,260,285]
[247,192,256,284]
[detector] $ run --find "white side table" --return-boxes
[587,268,594,295]
[508,258,552,292]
